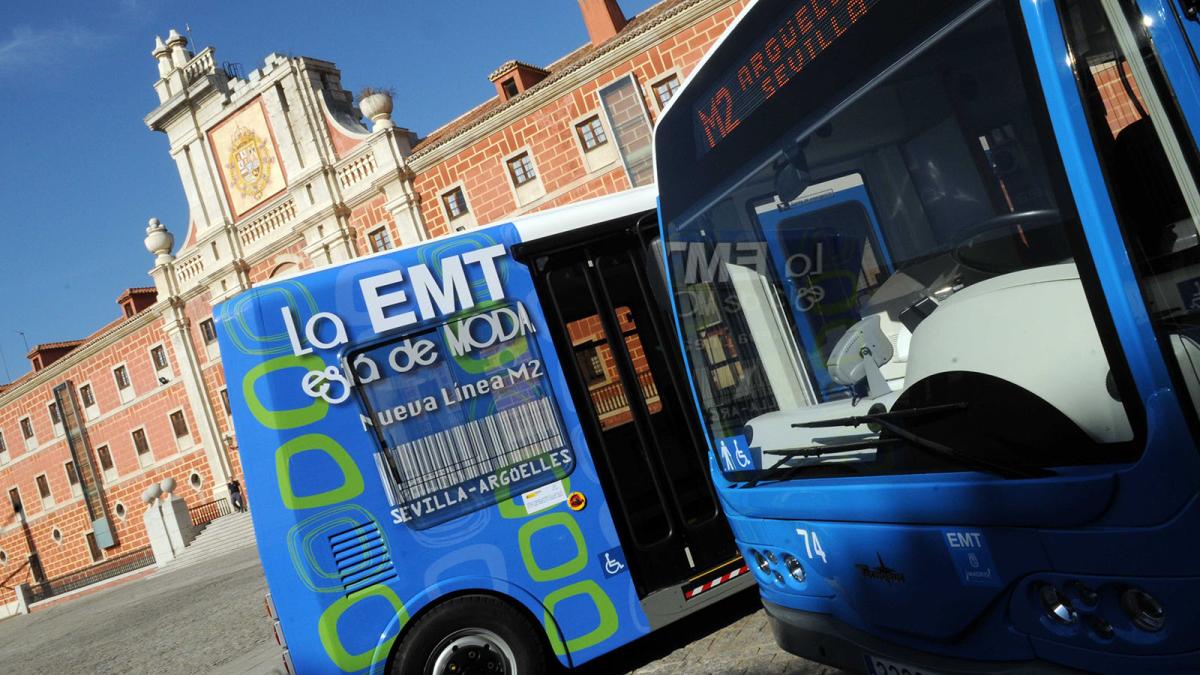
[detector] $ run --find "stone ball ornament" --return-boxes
[144,217,175,264]
[142,484,163,504]
[159,477,177,496]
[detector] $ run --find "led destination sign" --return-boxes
[694,0,880,154]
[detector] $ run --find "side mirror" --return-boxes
[827,314,894,399]
[775,143,811,206]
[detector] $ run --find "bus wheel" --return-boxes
[392,595,548,675]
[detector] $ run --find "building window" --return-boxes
[501,78,519,99]
[574,346,608,386]
[220,388,231,416]
[95,445,116,480]
[576,116,609,151]
[65,461,80,495]
[19,417,34,440]
[0,431,7,464]
[132,428,152,467]
[507,152,537,187]
[442,187,469,220]
[113,365,130,391]
[368,227,393,253]
[598,74,655,187]
[199,318,218,345]
[85,532,104,563]
[170,411,189,439]
[79,384,95,408]
[652,74,681,109]
[36,474,52,507]
[48,402,61,429]
[151,345,169,371]
[8,487,22,514]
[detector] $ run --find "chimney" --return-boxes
[578,0,628,46]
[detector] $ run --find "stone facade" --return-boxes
[0,0,746,614]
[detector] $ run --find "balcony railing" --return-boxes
[588,369,659,417]
[27,547,155,604]
[183,48,216,85]
[336,151,378,190]
[175,250,206,284]
[239,198,297,250]
[188,497,232,529]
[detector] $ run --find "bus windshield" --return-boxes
[661,0,1137,474]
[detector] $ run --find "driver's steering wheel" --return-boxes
[951,209,1062,275]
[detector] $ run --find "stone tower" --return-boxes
[144,29,424,305]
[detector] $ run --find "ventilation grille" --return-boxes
[330,521,396,596]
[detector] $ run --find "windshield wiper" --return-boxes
[798,402,968,429]
[743,437,904,487]
[793,402,1055,480]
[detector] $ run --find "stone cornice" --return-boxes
[0,306,165,407]
[144,72,226,132]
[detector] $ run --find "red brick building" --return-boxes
[0,0,746,615]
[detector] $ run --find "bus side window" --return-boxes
[350,306,574,528]
[1059,0,1200,420]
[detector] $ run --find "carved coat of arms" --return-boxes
[225,127,275,199]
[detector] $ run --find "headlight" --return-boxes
[1090,616,1114,639]
[1067,581,1098,607]
[751,549,770,574]
[1121,588,1165,632]
[1038,584,1076,625]
[782,554,805,582]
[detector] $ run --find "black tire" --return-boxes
[389,594,549,675]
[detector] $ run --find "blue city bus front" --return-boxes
[656,0,1200,672]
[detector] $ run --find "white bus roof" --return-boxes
[513,185,657,241]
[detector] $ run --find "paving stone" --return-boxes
[0,545,839,675]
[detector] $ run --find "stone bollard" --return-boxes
[157,478,198,549]
[142,484,175,567]
[14,583,31,615]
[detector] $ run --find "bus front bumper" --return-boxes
[761,599,1078,675]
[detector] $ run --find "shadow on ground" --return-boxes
[570,589,837,675]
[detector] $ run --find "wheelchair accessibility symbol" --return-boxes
[718,435,759,472]
[599,547,628,578]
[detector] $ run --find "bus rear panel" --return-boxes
[217,191,747,673]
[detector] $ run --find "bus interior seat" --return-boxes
[1111,117,1192,259]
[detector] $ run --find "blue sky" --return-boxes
[0,0,659,382]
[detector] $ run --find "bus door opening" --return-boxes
[523,220,737,599]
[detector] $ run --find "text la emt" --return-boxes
[273,244,538,403]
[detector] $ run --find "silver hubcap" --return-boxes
[428,628,516,675]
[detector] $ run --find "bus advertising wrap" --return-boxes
[216,224,649,672]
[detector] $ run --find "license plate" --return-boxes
[865,654,942,675]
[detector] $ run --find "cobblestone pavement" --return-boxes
[0,545,839,674]
[0,545,274,675]
[576,590,840,675]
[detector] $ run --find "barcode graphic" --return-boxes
[380,397,565,504]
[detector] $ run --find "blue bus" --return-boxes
[216,187,753,673]
[656,0,1200,672]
